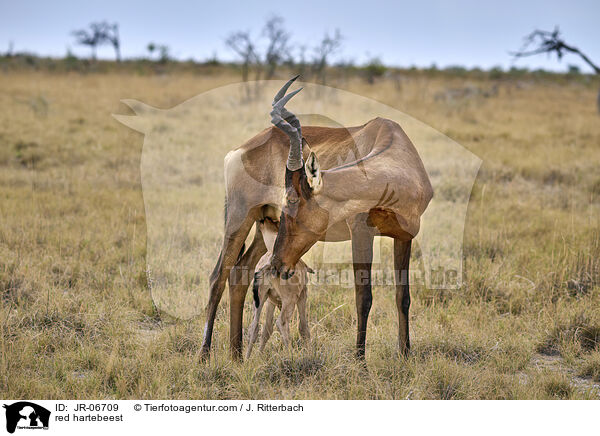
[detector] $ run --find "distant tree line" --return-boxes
[225,15,343,85]
[4,19,598,102]
[68,16,348,85]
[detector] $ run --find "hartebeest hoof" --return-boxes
[199,346,211,362]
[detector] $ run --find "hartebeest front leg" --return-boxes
[350,215,376,359]
[201,215,256,360]
[275,296,296,348]
[394,239,412,356]
[229,225,267,361]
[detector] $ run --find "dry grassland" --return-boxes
[1,69,599,399]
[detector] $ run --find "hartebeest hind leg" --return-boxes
[350,215,376,359]
[246,285,268,360]
[259,301,276,352]
[297,286,310,342]
[394,239,412,356]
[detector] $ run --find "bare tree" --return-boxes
[105,23,121,62]
[225,20,344,88]
[226,31,260,82]
[312,29,343,84]
[262,15,290,79]
[512,27,600,112]
[72,21,121,62]
[72,25,102,60]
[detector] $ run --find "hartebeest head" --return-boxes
[269,76,329,278]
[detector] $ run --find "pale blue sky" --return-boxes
[0,0,598,72]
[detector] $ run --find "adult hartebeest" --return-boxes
[201,76,433,360]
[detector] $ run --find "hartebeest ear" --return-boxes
[305,151,322,193]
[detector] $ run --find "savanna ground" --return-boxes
[1,63,600,399]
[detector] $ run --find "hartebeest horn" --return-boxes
[273,74,300,103]
[271,76,304,171]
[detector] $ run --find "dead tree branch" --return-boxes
[312,29,343,84]
[226,31,260,82]
[262,16,290,79]
[511,27,599,74]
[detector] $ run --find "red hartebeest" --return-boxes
[201,76,432,360]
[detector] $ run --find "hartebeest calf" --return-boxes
[246,219,311,359]
[201,76,433,361]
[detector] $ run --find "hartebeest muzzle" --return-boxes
[269,253,295,279]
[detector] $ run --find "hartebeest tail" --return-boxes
[252,271,260,308]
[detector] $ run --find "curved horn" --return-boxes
[273,87,303,111]
[270,77,304,171]
[272,74,300,105]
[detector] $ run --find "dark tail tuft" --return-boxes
[252,272,260,308]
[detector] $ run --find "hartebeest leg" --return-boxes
[394,239,412,356]
[229,225,267,361]
[297,286,310,342]
[350,215,375,359]
[201,215,255,360]
[259,301,276,352]
[246,286,268,360]
[275,295,296,348]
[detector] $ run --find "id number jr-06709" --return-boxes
[73,403,119,412]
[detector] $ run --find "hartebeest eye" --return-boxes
[286,194,299,205]
[282,189,300,219]
[284,185,300,206]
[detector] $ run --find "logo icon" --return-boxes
[3,402,50,434]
